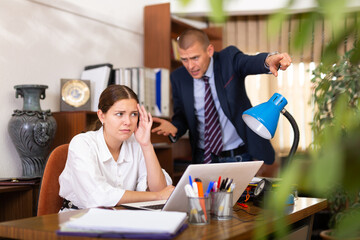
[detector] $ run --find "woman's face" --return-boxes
[98,99,139,143]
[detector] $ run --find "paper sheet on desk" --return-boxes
[60,208,187,235]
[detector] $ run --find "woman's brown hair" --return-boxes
[91,85,139,130]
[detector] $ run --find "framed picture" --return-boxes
[60,79,91,111]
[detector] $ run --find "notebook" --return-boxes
[121,161,263,212]
[57,208,188,238]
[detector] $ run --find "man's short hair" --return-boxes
[177,29,210,50]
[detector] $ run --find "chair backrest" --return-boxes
[37,144,69,216]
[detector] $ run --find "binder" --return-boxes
[155,68,170,117]
[81,63,112,111]
[155,69,162,116]
[138,67,146,107]
[144,68,155,113]
[131,68,139,95]
[114,68,120,85]
[123,68,132,88]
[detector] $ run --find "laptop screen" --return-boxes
[121,161,263,212]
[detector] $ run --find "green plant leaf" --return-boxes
[292,13,318,52]
[179,0,192,6]
[268,9,289,39]
[209,0,226,23]
[335,207,360,238]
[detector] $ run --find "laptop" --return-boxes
[121,161,263,212]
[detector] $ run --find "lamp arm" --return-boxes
[281,109,300,164]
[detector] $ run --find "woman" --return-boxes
[59,85,174,211]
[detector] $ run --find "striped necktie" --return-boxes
[203,76,223,163]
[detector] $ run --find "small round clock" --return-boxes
[61,79,90,108]
[253,178,273,207]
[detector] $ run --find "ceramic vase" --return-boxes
[8,84,57,177]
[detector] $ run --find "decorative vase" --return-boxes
[8,84,57,177]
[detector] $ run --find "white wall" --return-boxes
[171,0,360,16]
[0,0,168,177]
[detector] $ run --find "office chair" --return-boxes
[37,144,69,216]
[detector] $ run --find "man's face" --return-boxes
[179,41,214,79]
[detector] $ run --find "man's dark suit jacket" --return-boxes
[170,45,275,165]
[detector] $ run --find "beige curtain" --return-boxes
[223,13,357,155]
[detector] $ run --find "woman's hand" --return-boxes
[134,104,152,147]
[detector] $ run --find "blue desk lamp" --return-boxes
[242,93,300,164]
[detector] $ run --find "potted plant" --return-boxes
[309,45,360,239]
[252,45,360,240]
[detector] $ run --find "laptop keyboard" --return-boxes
[141,204,165,210]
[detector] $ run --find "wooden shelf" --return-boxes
[144,3,223,72]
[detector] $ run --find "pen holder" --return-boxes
[187,196,210,225]
[210,191,233,220]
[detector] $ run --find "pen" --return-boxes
[189,175,193,187]
[230,183,235,192]
[196,181,204,198]
[220,178,228,191]
[196,181,208,221]
[219,179,224,190]
[205,181,214,197]
[225,179,233,191]
[192,182,198,196]
[213,182,218,192]
[184,184,196,197]
[217,176,221,191]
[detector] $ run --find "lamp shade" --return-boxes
[242,93,288,139]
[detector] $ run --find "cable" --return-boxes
[233,208,258,216]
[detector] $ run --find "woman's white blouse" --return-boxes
[59,127,171,209]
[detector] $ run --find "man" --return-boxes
[152,29,291,165]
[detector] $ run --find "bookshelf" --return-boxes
[144,3,223,71]
[144,3,223,183]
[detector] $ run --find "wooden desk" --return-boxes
[0,197,326,240]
